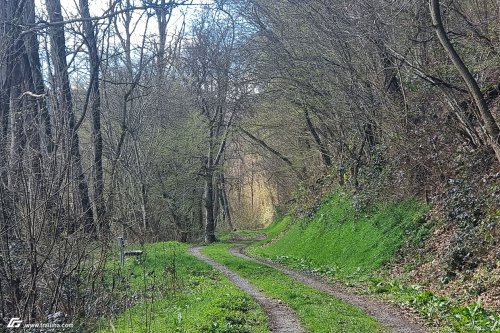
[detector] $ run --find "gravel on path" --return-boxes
[230,246,427,333]
[188,246,305,333]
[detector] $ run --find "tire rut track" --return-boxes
[230,246,427,333]
[188,246,305,333]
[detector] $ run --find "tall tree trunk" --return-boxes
[203,126,217,243]
[132,138,149,233]
[430,0,500,162]
[79,0,106,234]
[20,0,46,185]
[8,38,26,189]
[46,0,95,233]
[203,173,217,243]
[0,0,18,317]
[24,0,54,154]
[155,0,168,77]
[1,0,47,319]
[22,0,61,233]
[218,172,232,229]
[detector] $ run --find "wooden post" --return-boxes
[118,237,124,265]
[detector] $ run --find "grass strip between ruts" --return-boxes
[202,242,385,333]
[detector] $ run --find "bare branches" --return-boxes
[430,0,500,162]
[14,1,198,36]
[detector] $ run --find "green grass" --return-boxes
[217,228,267,242]
[370,279,500,332]
[251,216,292,247]
[202,243,384,333]
[245,192,500,332]
[99,242,268,333]
[251,194,428,280]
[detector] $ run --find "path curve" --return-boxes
[231,246,427,333]
[188,246,305,333]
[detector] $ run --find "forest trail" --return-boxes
[230,246,427,333]
[188,246,305,333]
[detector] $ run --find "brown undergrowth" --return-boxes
[387,157,500,312]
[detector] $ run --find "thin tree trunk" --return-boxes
[213,176,220,228]
[203,123,217,243]
[430,0,500,162]
[155,0,169,77]
[202,113,218,243]
[304,108,332,167]
[133,138,149,233]
[80,0,106,234]
[203,173,217,243]
[219,172,232,229]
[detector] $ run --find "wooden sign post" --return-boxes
[118,237,125,265]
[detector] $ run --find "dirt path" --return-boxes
[188,246,305,333]
[231,246,427,333]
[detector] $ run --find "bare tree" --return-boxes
[46,0,95,233]
[185,7,245,242]
[79,0,106,233]
[430,0,500,162]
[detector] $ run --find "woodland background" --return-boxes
[0,0,499,325]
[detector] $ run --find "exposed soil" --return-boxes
[188,246,305,333]
[231,246,428,333]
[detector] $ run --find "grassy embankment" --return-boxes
[202,243,384,333]
[99,242,268,333]
[247,193,500,332]
[250,194,428,280]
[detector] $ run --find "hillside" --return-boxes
[253,195,428,278]
[246,193,500,332]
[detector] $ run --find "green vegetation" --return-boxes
[100,242,268,333]
[247,193,500,332]
[202,243,384,333]
[251,194,428,280]
[97,189,499,333]
[217,229,266,242]
[371,279,500,332]
[251,216,292,247]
